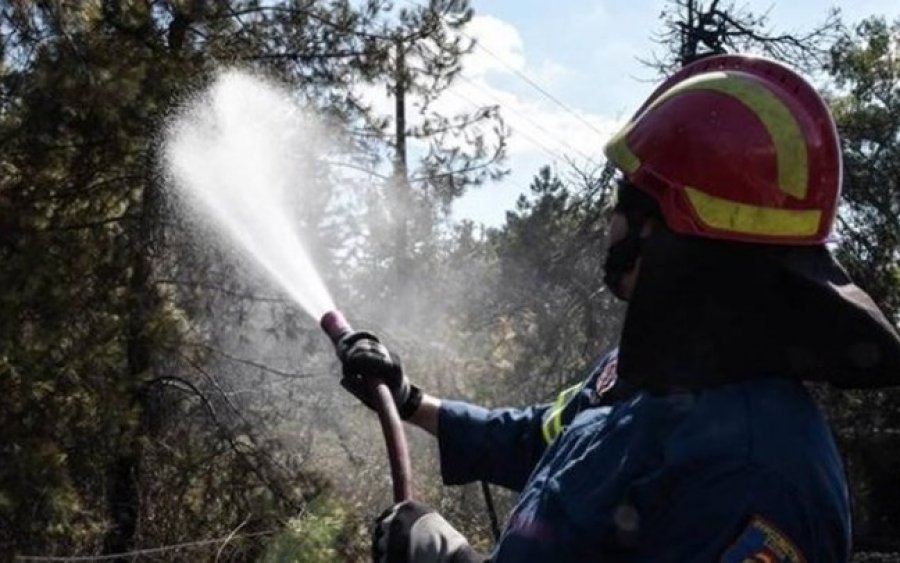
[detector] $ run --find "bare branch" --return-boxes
[198,344,329,380]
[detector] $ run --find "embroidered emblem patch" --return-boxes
[591,358,618,403]
[721,516,805,563]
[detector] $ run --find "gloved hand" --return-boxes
[338,331,422,420]
[373,501,487,563]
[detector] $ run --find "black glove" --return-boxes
[338,331,422,419]
[373,501,487,563]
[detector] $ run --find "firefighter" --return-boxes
[338,54,900,562]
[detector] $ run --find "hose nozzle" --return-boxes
[320,310,352,346]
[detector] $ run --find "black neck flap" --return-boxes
[617,225,900,390]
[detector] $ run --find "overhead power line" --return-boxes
[442,85,564,166]
[466,36,613,140]
[413,37,594,165]
[398,0,612,142]
[454,71,602,167]
[424,84,555,201]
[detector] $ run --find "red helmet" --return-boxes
[604,54,841,245]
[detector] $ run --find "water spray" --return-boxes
[163,69,413,504]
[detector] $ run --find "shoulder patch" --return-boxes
[721,516,806,563]
[590,358,618,404]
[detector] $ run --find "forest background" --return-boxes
[1,0,899,560]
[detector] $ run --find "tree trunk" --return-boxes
[102,176,159,558]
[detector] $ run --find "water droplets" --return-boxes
[162,69,336,320]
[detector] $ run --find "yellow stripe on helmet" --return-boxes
[684,187,821,238]
[603,71,810,201]
[649,71,809,200]
[604,127,640,175]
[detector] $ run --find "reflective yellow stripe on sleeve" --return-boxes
[541,383,583,445]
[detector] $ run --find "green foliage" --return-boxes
[821,16,900,545]
[480,165,621,404]
[830,16,900,321]
[261,498,351,563]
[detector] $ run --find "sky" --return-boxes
[395,0,900,227]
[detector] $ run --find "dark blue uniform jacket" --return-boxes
[437,350,851,562]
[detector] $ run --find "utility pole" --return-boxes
[392,38,412,290]
[394,38,409,187]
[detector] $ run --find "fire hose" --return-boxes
[320,310,413,503]
[320,310,500,538]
